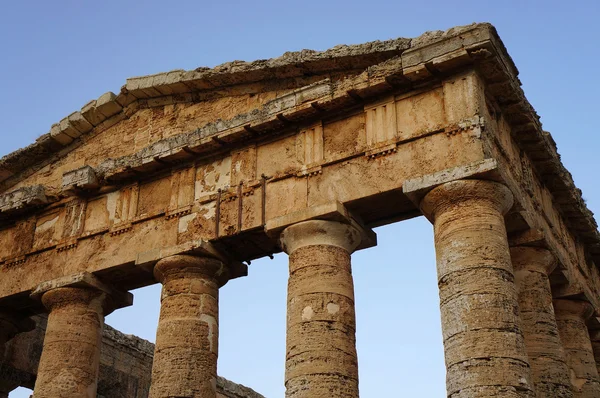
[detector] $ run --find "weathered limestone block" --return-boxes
[0,185,48,214]
[280,220,362,398]
[511,246,572,397]
[149,254,230,398]
[554,299,600,397]
[420,179,535,397]
[62,165,99,192]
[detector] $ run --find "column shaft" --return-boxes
[511,246,572,397]
[590,331,600,381]
[280,220,361,398]
[33,287,106,398]
[554,299,600,397]
[149,255,229,398]
[421,180,534,397]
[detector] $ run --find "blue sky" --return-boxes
[2,1,599,397]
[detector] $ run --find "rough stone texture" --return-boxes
[590,331,600,383]
[421,180,535,397]
[511,247,572,397]
[554,299,600,397]
[150,254,229,398]
[33,287,108,398]
[2,315,264,398]
[0,22,599,398]
[0,185,49,215]
[280,220,361,398]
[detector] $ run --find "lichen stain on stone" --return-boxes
[302,306,313,321]
[35,216,59,234]
[106,191,119,222]
[178,213,197,233]
[327,302,340,315]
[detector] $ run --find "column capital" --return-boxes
[554,299,595,320]
[280,219,361,255]
[31,272,132,316]
[510,246,557,275]
[420,179,514,221]
[265,201,376,254]
[154,254,230,287]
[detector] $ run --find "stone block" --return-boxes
[67,111,93,134]
[0,185,48,213]
[62,166,99,192]
[49,123,73,146]
[95,92,122,118]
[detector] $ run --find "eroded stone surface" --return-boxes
[421,180,535,397]
[554,300,600,397]
[511,246,572,397]
[150,255,229,398]
[280,220,361,398]
[33,287,108,398]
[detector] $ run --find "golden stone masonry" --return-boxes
[1,23,600,397]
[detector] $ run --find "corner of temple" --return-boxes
[264,201,376,252]
[30,271,133,315]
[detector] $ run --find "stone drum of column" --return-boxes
[590,331,600,382]
[554,299,600,397]
[149,254,229,398]
[511,246,572,397]
[421,179,534,397]
[280,220,361,398]
[33,287,107,398]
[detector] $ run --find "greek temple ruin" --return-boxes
[1,22,599,397]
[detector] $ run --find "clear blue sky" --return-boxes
[2,1,599,397]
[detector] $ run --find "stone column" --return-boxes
[33,287,111,398]
[511,246,572,397]
[590,331,600,380]
[420,179,534,397]
[554,299,600,397]
[0,310,33,361]
[31,273,131,398]
[149,254,230,398]
[279,220,361,398]
[0,310,33,398]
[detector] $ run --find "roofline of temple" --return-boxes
[2,22,598,265]
[0,23,503,188]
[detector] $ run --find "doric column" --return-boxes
[0,310,34,398]
[32,273,131,398]
[420,179,534,397]
[511,246,572,397]
[149,254,230,398]
[280,219,362,398]
[0,310,34,361]
[554,299,600,397]
[590,331,600,380]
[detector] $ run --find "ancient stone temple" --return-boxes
[1,22,599,397]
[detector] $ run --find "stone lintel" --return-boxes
[31,272,133,311]
[135,239,248,280]
[265,201,376,251]
[61,165,99,192]
[402,158,502,221]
